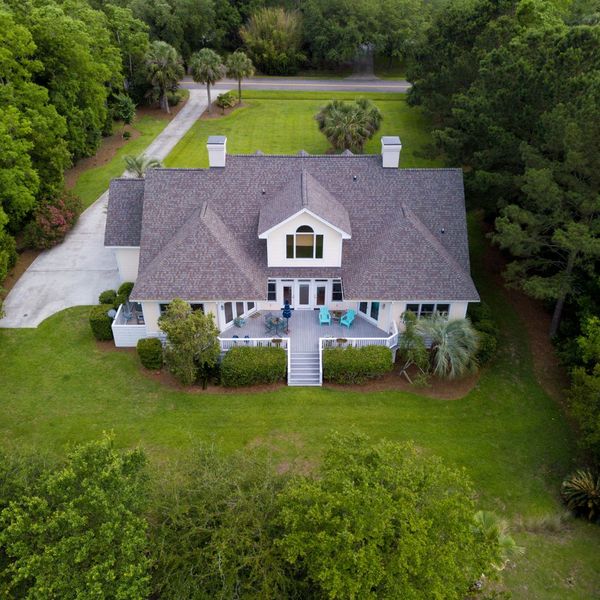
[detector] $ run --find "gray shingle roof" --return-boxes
[104,178,144,246]
[105,154,479,302]
[257,170,351,236]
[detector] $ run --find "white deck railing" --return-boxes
[111,304,147,348]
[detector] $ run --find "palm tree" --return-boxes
[189,48,226,112]
[416,314,479,379]
[145,41,184,114]
[124,154,163,178]
[226,50,255,104]
[315,99,382,153]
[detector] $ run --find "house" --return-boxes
[104,135,479,385]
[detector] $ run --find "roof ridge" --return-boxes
[301,170,308,207]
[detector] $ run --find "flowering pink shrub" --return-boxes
[24,192,82,249]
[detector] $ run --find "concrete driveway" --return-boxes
[0,89,214,328]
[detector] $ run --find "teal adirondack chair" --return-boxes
[340,309,356,328]
[319,306,332,325]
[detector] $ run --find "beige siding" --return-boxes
[142,302,161,334]
[114,248,140,282]
[265,212,343,267]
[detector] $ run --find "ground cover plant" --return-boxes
[165,91,442,168]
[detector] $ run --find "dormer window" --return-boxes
[286,225,324,259]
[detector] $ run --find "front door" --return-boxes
[297,281,311,308]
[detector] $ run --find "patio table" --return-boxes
[269,317,285,336]
[331,310,343,323]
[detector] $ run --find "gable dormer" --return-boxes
[258,171,351,267]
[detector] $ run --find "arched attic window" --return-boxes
[286,225,324,259]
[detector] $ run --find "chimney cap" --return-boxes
[207,135,227,145]
[381,136,401,146]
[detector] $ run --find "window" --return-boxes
[296,225,314,258]
[248,301,255,311]
[224,302,234,323]
[285,226,324,259]
[332,279,343,301]
[190,303,204,312]
[405,303,452,318]
[370,301,380,321]
[159,303,170,315]
[358,301,381,322]
[267,280,277,301]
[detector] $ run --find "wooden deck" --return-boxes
[220,309,389,352]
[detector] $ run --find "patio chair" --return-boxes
[319,306,332,325]
[244,335,250,345]
[340,309,356,328]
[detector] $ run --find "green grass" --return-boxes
[165,91,439,168]
[1,90,598,597]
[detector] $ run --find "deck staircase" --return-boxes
[288,351,321,386]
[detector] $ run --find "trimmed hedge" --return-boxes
[137,338,163,370]
[221,346,287,387]
[323,346,393,384]
[89,304,114,341]
[98,289,117,305]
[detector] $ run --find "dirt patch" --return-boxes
[64,97,189,191]
[324,363,481,400]
[1,249,41,297]
[482,225,569,403]
[200,100,247,120]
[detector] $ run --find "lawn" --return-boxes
[165,91,440,168]
[1,90,598,598]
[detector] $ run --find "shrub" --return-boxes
[123,130,132,139]
[115,281,135,308]
[23,192,82,250]
[89,304,114,341]
[323,345,393,384]
[215,91,236,113]
[221,346,287,387]
[166,90,184,106]
[477,331,498,364]
[98,289,117,305]
[561,469,600,522]
[137,338,163,370]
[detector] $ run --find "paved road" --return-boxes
[182,76,411,94]
[0,89,217,328]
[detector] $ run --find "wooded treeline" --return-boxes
[406,0,600,468]
[0,433,511,599]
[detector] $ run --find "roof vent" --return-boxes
[342,149,354,156]
[381,136,402,168]
[297,150,309,156]
[261,188,266,195]
[207,136,226,168]
[353,175,357,181]
[441,227,446,234]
